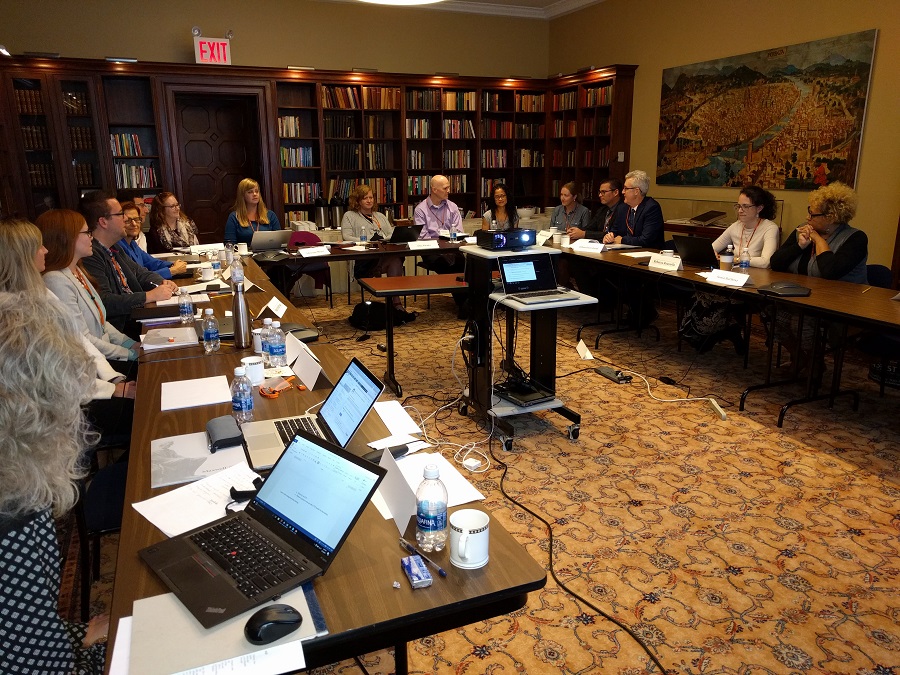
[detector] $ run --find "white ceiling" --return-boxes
[323,0,604,19]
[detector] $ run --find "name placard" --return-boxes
[408,240,439,250]
[571,239,605,253]
[194,37,231,65]
[254,296,287,321]
[648,253,683,271]
[298,245,330,257]
[707,269,750,287]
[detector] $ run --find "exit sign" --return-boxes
[194,37,231,65]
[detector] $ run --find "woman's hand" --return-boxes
[797,225,812,249]
[83,613,109,647]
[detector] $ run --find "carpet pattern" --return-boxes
[85,288,899,674]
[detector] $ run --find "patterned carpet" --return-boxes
[77,286,900,675]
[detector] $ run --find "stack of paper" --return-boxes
[141,326,198,352]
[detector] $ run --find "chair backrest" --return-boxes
[289,230,323,247]
[867,264,893,289]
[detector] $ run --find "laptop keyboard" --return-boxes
[190,518,307,599]
[274,416,320,445]
[509,288,572,301]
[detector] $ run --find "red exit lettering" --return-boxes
[197,39,230,64]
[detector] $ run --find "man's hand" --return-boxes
[146,284,174,303]
[169,260,188,275]
[567,227,585,241]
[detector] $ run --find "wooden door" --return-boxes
[172,93,261,242]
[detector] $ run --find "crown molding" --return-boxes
[316,0,603,20]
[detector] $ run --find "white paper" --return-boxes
[132,462,260,537]
[374,401,421,436]
[263,365,295,378]
[366,433,418,450]
[892,291,900,301]
[109,616,132,675]
[151,252,179,259]
[190,242,226,254]
[185,263,203,269]
[620,251,654,258]
[255,296,287,319]
[388,452,483,514]
[576,340,594,360]
[141,326,199,352]
[181,280,230,294]
[156,293,210,306]
[150,431,246,488]
[343,245,369,251]
[570,239,604,252]
[290,344,325,390]
[160,375,231,411]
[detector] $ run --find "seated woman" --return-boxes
[37,209,140,365]
[680,186,780,353]
[147,191,200,253]
[549,182,590,232]
[118,201,188,279]
[769,182,867,376]
[225,178,282,247]
[0,290,108,674]
[481,182,519,230]
[341,184,416,324]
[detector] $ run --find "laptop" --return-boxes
[672,234,719,269]
[497,253,573,305]
[388,223,424,244]
[242,357,384,470]
[250,229,292,252]
[140,429,386,628]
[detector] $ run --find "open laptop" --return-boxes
[140,429,386,628]
[242,357,384,470]
[387,223,423,244]
[672,234,719,269]
[497,253,573,305]
[250,229,292,252]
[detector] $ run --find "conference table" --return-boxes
[108,258,547,674]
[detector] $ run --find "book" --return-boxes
[689,210,727,225]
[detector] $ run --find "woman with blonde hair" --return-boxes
[225,178,282,246]
[0,291,109,673]
[147,191,200,253]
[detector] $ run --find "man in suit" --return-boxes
[603,170,665,249]
[81,190,177,335]
[569,178,627,242]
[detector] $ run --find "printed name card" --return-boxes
[298,245,330,257]
[536,230,554,246]
[648,253,683,271]
[408,240,439,250]
[571,239,605,253]
[255,297,288,321]
[707,269,750,287]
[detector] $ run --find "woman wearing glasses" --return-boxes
[712,186,780,268]
[481,182,519,231]
[146,191,200,253]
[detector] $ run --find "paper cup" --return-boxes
[552,233,562,245]
[241,356,265,386]
[560,234,571,247]
[252,328,264,354]
[236,242,249,255]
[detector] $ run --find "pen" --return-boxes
[399,537,447,577]
[862,286,872,294]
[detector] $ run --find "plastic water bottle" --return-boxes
[178,289,194,324]
[360,232,367,248]
[720,244,735,270]
[260,317,274,366]
[490,219,497,230]
[415,464,448,552]
[450,228,458,242]
[739,248,751,269]
[211,251,222,272]
[231,366,254,425]
[230,253,244,284]
[268,321,287,367]
[202,308,220,353]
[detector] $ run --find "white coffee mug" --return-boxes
[241,356,265,386]
[236,242,249,255]
[449,509,490,569]
[252,328,264,354]
[560,234,571,247]
[199,263,214,281]
[661,249,674,257]
[552,233,562,245]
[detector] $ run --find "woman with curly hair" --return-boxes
[146,191,200,253]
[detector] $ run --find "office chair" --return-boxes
[285,231,333,307]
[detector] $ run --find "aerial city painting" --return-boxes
[656,30,877,190]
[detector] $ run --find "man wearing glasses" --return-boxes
[570,178,627,242]
[117,201,188,279]
[602,169,664,250]
[81,190,177,335]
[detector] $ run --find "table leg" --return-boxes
[394,641,409,675]
[383,302,402,397]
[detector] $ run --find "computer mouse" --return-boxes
[244,603,303,645]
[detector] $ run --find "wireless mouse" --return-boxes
[244,603,303,645]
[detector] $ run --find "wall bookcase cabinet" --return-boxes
[1,59,634,228]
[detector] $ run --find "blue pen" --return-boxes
[399,537,447,577]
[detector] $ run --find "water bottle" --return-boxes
[232,280,251,349]
[720,244,735,270]
[360,232,367,248]
[202,308,220,353]
[260,317,274,366]
[268,321,287,367]
[230,366,254,425]
[415,464,448,552]
[739,247,751,269]
[225,245,234,266]
[230,253,244,284]
[490,218,497,230]
[178,289,194,324]
[450,227,458,242]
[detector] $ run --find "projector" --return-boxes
[475,228,536,251]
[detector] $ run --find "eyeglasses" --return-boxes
[494,193,507,200]
[124,216,142,224]
[733,203,757,211]
[165,203,181,209]
[622,186,641,192]
[598,189,616,195]
[78,229,93,238]
[807,207,826,218]
[106,211,125,218]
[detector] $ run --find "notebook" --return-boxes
[140,429,385,628]
[388,223,424,244]
[672,234,719,269]
[242,357,384,470]
[250,229,292,252]
[497,253,573,305]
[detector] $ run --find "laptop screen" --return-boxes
[498,253,558,294]
[253,433,383,557]
[319,358,384,446]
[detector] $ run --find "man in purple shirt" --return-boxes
[414,175,467,316]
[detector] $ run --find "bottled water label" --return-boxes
[417,508,447,532]
[203,328,219,341]
[269,343,286,357]
[232,396,253,412]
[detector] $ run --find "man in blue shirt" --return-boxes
[118,201,188,279]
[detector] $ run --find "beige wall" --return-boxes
[4,0,549,78]
[549,0,900,266]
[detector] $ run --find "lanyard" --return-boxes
[107,247,133,294]
[73,267,105,326]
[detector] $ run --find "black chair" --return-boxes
[852,264,897,396]
[74,461,128,621]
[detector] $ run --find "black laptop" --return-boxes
[388,223,424,244]
[672,234,719,269]
[140,429,386,628]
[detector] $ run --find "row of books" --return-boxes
[551,149,577,168]
[553,90,577,112]
[443,91,477,111]
[284,182,321,204]
[481,149,508,168]
[286,209,312,222]
[365,143,395,171]
[325,177,360,202]
[325,142,361,170]
[368,177,398,204]
[515,93,546,113]
[28,163,56,188]
[62,91,90,116]
[14,88,44,115]
[443,149,471,169]
[362,87,401,109]
[407,150,426,170]
[552,120,578,138]
[323,113,356,139]
[110,133,146,157]
[583,115,610,135]
[74,162,95,187]
[405,118,431,139]
[278,116,315,138]
[517,149,544,168]
[481,92,547,113]
[69,125,95,151]
[481,119,514,139]
[584,85,613,107]
[364,114,393,139]
[322,86,361,109]
[280,146,317,168]
[583,147,610,168]
[114,162,158,189]
[407,174,432,196]
[21,125,50,150]
[443,119,476,139]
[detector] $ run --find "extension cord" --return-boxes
[595,366,631,384]
[709,398,727,420]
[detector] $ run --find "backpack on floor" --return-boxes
[348,300,387,331]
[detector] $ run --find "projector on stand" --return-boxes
[475,228,536,251]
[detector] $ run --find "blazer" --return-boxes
[43,268,137,361]
[585,201,628,240]
[613,196,665,249]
